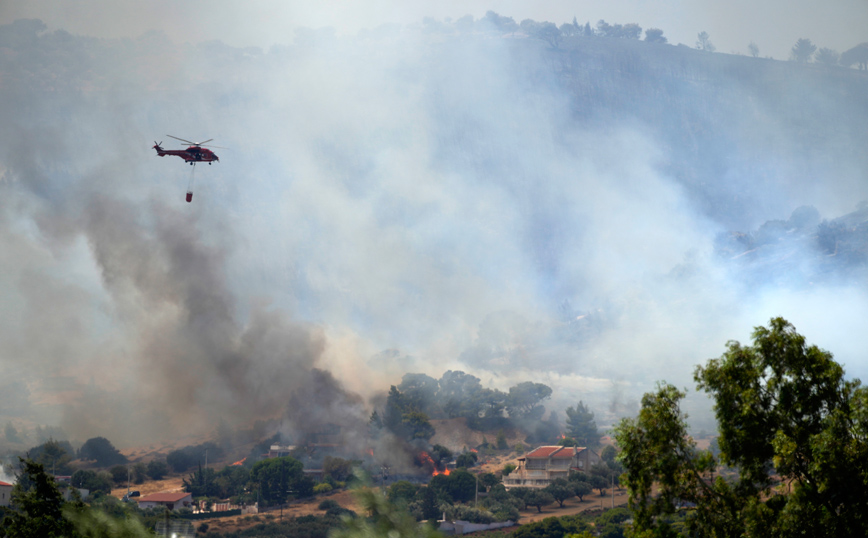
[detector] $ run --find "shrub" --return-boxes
[313,483,333,494]
[79,437,129,467]
[318,499,340,511]
[109,465,128,485]
[147,460,169,480]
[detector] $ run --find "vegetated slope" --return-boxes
[429,417,526,452]
[493,35,868,231]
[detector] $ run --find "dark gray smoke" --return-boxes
[1,17,867,449]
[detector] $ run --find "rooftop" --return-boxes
[137,492,191,503]
[525,446,587,459]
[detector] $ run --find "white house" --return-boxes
[503,445,601,489]
[0,481,12,507]
[137,492,194,511]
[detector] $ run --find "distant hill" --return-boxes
[716,204,868,286]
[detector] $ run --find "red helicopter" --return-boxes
[153,135,221,165]
[153,135,223,202]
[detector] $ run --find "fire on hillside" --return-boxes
[417,451,450,476]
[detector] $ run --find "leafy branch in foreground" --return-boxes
[615,317,868,538]
[330,472,442,538]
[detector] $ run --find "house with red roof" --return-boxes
[0,481,12,507]
[503,445,601,489]
[136,492,193,511]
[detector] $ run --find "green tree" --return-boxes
[481,11,518,36]
[572,481,592,502]
[5,459,77,538]
[183,464,219,498]
[165,448,196,473]
[384,386,436,441]
[791,37,817,63]
[525,489,555,512]
[588,473,608,496]
[506,382,552,420]
[616,317,868,537]
[78,437,128,467]
[323,456,357,482]
[109,465,128,486]
[430,444,453,466]
[644,28,667,44]
[600,445,617,465]
[26,439,75,475]
[455,452,477,469]
[748,41,760,57]
[369,410,384,439]
[496,430,508,450]
[417,485,441,521]
[398,373,440,414]
[815,47,840,66]
[388,480,419,507]
[437,371,487,420]
[428,469,476,503]
[70,469,113,497]
[479,472,500,490]
[696,31,715,52]
[131,462,147,484]
[558,436,577,447]
[565,401,599,447]
[211,464,251,499]
[841,42,868,70]
[250,456,310,505]
[520,20,561,49]
[544,479,574,507]
[511,515,591,538]
[402,410,435,441]
[146,459,168,480]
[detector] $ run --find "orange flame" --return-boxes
[368,448,374,457]
[419,451,450,476]
[470,448,478,453]
[230,457,247,466]
[419,451,436,466]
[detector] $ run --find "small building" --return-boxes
[0,481,12,507]
[137,492,194,511]
[503,445,601,489]
[267,445,296,458]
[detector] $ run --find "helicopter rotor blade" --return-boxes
[195,139,214,146]
[167,134,197,145]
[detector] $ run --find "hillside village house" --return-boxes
[0,481,12,507]
[503,445,601,489]
[137,492,194,511]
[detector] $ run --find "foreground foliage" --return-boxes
[330,483,441,538]
[615,317,868,537]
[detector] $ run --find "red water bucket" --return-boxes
[186,191,193,203]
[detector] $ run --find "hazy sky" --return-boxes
[2,0,867,59]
